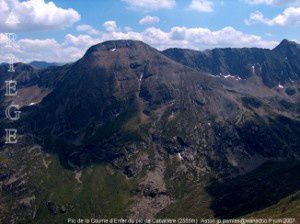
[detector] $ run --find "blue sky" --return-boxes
[0,0,299,62]
[19,0,297,42]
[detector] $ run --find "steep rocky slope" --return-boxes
[0,40,299,223]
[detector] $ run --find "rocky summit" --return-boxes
[0,40,299,223]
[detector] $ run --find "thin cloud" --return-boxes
[76,24,100,36]
[188,0,214,12]
[121,0,175,11]
[246,7,300,26]
[103,20,118,32]
[139,16,160,25]
[245,0,300,6]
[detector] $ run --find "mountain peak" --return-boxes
[274,39,298,51]
[84,40,150,56]
[79,39,178,70]
[280,39,291,44]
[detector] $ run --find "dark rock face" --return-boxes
[241,97,262,108]
[162,40,300,87]
[45,201,58,215]
[0,63,39,88]
[285,87,297,96]
[45,201,72,215]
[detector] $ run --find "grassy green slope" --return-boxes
[245,191,300,219]
[33,158,136,224]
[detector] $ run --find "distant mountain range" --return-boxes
[0,61,64,69]
[163,39,300,87]
[0,39,299,223]
[29,61,65,69]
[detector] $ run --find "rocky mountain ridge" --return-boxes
[163,39,300,87]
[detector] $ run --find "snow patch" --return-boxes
[28,102,37,106]
[177,153,183,161]
[278,83,284,89]
[139,73,143,81]
[251,65,255,73]
[223,74,235,79]
[219,74,241,81]
[110,48,116,52]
